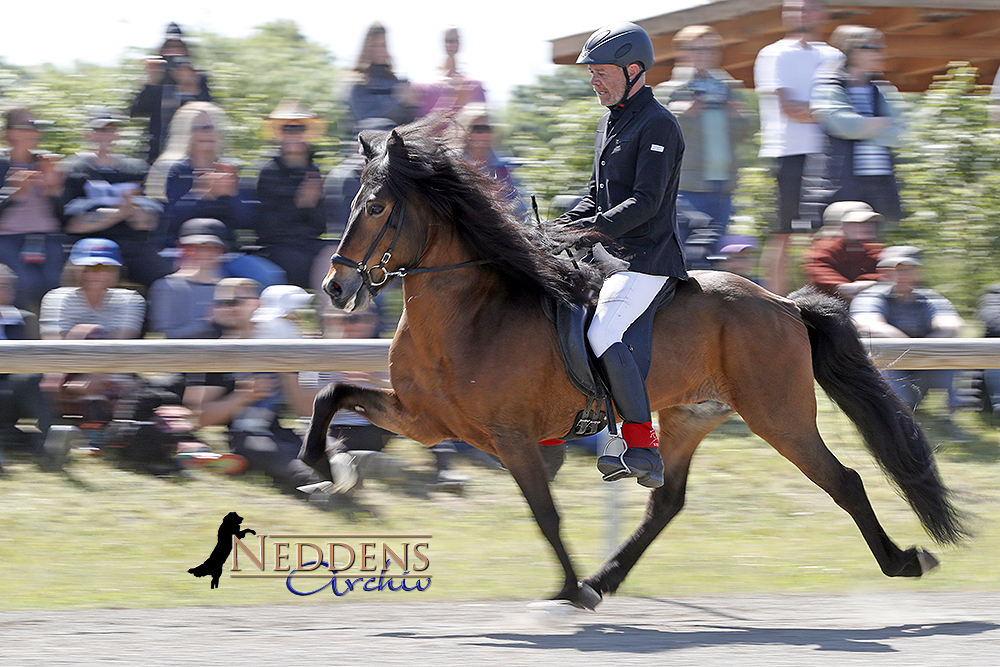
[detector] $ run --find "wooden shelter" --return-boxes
[550,0,1000,92]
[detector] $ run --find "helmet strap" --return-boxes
[616,65,642,107]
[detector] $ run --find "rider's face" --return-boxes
[588,65,627,106]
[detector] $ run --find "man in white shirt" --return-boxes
[755,0,841,295]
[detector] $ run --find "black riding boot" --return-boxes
[595,342,664,488]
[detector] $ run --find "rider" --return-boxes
[556,22,687,489]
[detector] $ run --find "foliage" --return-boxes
[892,63,1000,313]
[0,21,344,170]
[500,67,604,218]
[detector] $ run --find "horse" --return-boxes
[300,123,966,610]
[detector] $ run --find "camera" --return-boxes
[162,54,192,72]
[687,77,728,108]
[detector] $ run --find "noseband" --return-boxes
[329,200,490,297]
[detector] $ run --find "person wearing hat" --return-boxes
[129,22,213,164]
[850,248,966,417]
[802,200,883,301]
[149,218,231,339]
[39,238,145,340]
[60,108,173,287]
[251,284,314,339]
[0,105,66,313]
[654,25,751,254]
[553,22,686,489]
[254,101,332,290]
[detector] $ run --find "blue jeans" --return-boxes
[882,369,957,412]
[0,233,66,311]
[678,188,732,254]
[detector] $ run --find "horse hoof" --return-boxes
[917,549,940,576]
[573,581,602,610]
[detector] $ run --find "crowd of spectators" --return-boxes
[0,20,526,492]
[3,8,999,481]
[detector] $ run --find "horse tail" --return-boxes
[788,286,967,545]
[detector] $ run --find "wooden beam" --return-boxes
[3,338,1000,374]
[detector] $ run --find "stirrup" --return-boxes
[596,435,632,482]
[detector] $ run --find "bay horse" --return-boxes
[300,123,966,610]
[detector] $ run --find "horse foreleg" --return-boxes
[583,403,729,599]
[299,383,407,481]
[496,434,597,609]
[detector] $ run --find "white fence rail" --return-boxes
[2,338,1000,374]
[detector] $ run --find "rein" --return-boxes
[329,200,490,297]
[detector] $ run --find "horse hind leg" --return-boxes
[738,397,936,578]
[582,402,732,599]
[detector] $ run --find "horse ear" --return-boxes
[358,132,377,160]
[387,129,405,151]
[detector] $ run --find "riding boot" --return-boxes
[595,342,664,488]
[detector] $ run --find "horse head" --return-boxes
[323,129,425,312]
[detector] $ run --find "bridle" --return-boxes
[328,200,491,297]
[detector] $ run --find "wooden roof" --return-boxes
[551,0,1000,92]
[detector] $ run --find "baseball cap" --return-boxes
[68,238,122,266]
[822,201,874,225]
[87,108,123,130]
[177,218,229,248]
[251,285,314,322]
[841,209,884,225]
[877,246,923,269]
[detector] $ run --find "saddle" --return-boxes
[547,283,670,440]
[553,300,608,440]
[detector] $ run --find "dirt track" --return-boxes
[3,591,998,666]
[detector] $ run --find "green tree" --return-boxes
[501,67,604,218]
[893,63,1000,313]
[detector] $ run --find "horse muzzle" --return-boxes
[323,263,370,312]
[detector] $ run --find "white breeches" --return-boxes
[587,271,669,357]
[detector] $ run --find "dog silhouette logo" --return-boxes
[188,512,256,589]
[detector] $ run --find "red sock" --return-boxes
[539,439,565,446]
[621,422,658,448]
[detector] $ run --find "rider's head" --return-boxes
[576,22,654,108]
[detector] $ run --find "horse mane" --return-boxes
[360,121,603,304]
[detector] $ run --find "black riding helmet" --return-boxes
[577,21,655,107]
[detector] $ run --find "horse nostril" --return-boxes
[327,280,342,298]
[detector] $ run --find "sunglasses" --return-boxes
[470,124,492,133]
[192,123,216,131]
[215,297,255,307]
[280,124,308,133]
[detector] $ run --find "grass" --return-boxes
[1,390,998,611]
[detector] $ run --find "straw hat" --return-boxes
[263,101,327,142]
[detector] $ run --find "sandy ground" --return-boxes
[3,591,998,666]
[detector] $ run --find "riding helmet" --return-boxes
[576,21,655,72]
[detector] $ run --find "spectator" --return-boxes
[129,22,212,164]
[975,283,1000,416]
[451,103,529,220]
[345,22,419,132]
[418,26,487,118]
[182,277,321,492]
[255,101,334,290]
[251,284,313,340]
[655,25,751,254]
[989,65,1000,125]
[0,106,66,313]
[850,249,966,420]
[754,0,841,295]
[802,200,882,300]
[149,218,229,339]
[60,108,173,287]
[811,25,906,225]
[39,239,144,439]
[0,263,56,471]
[150,101,285,288]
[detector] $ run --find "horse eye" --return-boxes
[368,203,385,216]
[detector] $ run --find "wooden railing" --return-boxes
[3,338,1000,374]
